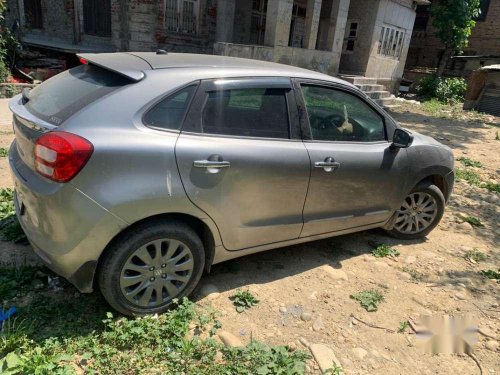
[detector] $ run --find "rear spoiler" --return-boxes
[76,53,150,82]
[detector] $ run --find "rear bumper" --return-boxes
[10,143,127,292]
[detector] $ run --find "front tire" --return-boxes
[98,220,205,316]
[387,183,445,240]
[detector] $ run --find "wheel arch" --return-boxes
[414,174,449,202]
[97,213,217,282]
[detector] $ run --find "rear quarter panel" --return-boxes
[60,70,223,246]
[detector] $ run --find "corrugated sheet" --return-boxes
[477,86,500,116]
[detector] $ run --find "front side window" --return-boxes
[143,85,197,130]
[301,85,385,142]
[202,88,290,139]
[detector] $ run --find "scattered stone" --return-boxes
[352,347,368,360]
[299,337,310,348]
[320,265,349,281]
[405,256,416,264]
[479,327,497,339]
[309,344,341,373]
[398,271,412,281]
[456,221,473,231]
[217,331,243,347]
[485,340,498,352]
[279,306,287,313]
[455,292,467,301]
[199,284,220,301]
[301,311,313,322]
[371,350,380,358]
[287,341,297,351]
[312,318,325,332]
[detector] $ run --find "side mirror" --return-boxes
[392,128,413,148]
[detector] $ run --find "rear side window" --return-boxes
[201,88,290,139]
[25,64,130,126]
[143,85,197,130]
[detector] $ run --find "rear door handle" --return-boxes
[314,157,340,172]
[193,160,231,169]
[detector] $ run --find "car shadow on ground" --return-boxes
[194,229,427,298]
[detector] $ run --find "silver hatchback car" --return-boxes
[9,52,454,315]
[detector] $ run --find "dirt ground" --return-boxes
[0,101,498,374]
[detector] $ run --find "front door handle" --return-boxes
[314,157,340,172]
[193,160,231,169]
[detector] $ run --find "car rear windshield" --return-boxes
[25,64,130,125]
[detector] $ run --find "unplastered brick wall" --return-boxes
[407,0,500,70]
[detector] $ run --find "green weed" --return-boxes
[455,168,481,186]
[463,216,483,227]
[484,182,500,193]
[372,244,400,258]
[398,321,410,333]
[324,363,344,374]
[350,290,384,312]
[231,289,259,313]
[0,188,27,243]
[457,156,482,168]
[0,148,8,157]
[464,248,487,262]
[480,269,500,280]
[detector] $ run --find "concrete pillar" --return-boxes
[304,0,322,49]
[264,0,293,47]
[216,0,236,43]
[325,0,350,54]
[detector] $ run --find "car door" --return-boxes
[295,80,409,237]
[175,78,311,250]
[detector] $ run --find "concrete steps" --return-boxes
[339,75,396,108]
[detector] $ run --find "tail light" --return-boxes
[34,132,93,182]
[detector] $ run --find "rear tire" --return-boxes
[98,220,205,316]
[386,183,445,240]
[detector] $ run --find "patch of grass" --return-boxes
[398,321,410,333]
[0,148,8,157]
[457,156,482,168]
[0,297,309,374]
[350,290,384,312]
[0,188,27,243]
[464,248,487,262]
[0,266,45,301]
[480,269,500,280]
[372,244,400,258]
[0,188,15,220]
[231,289,259,313]
[463,216,483,227]
[455,168,482,186]
[484,182,500,193]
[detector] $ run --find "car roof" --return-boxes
[77,52,353,87]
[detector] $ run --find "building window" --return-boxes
[250,0,267,45]
[164,0,199,34]
[24,0,43,29]
[289,5,306,48]
[378,25,405,59]
[83,0,111,37]
[343,21,359,52]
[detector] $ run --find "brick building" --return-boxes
[4,0,426,94]
[405,0,500,77]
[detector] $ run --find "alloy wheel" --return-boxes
[119,239,194,307]
[394,192,438,234]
